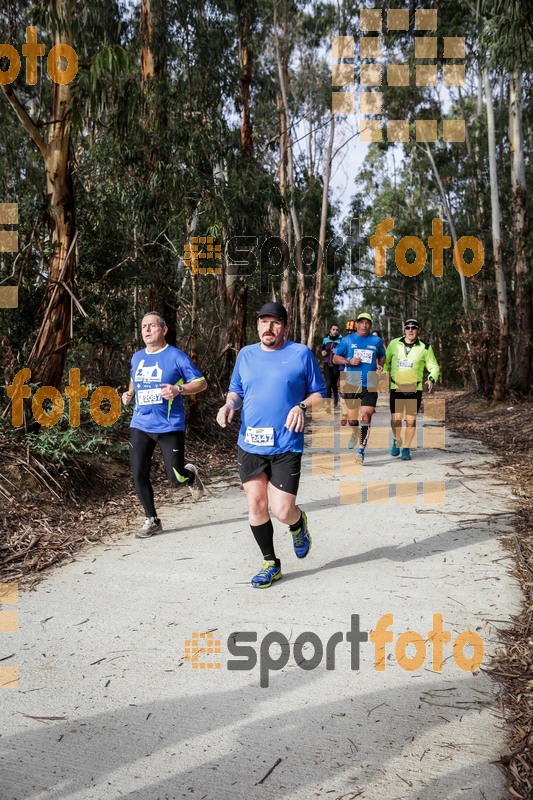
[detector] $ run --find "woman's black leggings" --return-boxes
[129,427,193,517]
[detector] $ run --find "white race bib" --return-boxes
[397,358,413,369]
[353,348,373,364]
[244,426,275,446]
[137,388,163,406]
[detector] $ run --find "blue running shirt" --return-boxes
[229,340,326,455]
[334,333,386,391]
[130,344,204,433]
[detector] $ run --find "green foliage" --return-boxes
[25,424,110,464]
[1,0,530,399]
[0,409,128,467]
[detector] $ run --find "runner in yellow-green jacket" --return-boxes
[383,318,440,461]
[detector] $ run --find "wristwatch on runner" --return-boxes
[298,402,307,412]
[177,385,185,394]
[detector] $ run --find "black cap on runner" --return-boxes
[257,302,288,325]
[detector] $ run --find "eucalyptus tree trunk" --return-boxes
[276,6,294,324]
[31,81,75,388]
[509,71,531,393]
[273,4,306,341]
[139,0,177,342]
[307,114,335,348]
[230,0,253,352]
[423,144,467,308]
[217,3,254,381]
[483,67,509,401]
[2,1,76,388]
[140,0,166,126]
[238,1,254,161]
[220,161,247,379]
[187,210,200,372]
[423,143,476,386]
[475,69,491,395]
[278,90,291,315]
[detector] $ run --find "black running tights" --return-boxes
[129,428,193,517]
[323,364,340,399]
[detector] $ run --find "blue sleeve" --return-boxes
[228,353,244,398]
[176,351,204,383]
[303,350,327,396]
[335,339,348,358]
[377,341,386,358]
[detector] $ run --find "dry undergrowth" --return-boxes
[444,391,533,800]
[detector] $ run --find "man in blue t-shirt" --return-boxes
[333,312,386,464]
[122,312,207,538]
[216,301,326,589]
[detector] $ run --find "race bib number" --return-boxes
[397,358,413,369]
[353,349,373,364]
[244,426,275,446]
[137,388,163,406]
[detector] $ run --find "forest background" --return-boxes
[0,0,531,464]
[1,4,531,793]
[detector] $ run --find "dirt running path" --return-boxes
[0,399,521,799]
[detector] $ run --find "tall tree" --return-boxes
[509,71,530,392]
[481,0,531,395]
[482,67,508,401]
[2,0,76,388]
[308,114,334,347]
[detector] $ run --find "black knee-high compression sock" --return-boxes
[289,513,303,532]
[250,520,279,564]
[360,424,370,449]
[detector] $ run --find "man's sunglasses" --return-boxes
[405,325,419,330]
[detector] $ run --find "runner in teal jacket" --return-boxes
[383,318,440,461]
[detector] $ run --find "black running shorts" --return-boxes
[390,389,423,415]
[237,447,302,495]
[342,389,378,408]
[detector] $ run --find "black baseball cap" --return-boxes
[257,302,288,325]
[405,318,420,328]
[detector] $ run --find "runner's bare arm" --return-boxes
[216,391,243,427]
[122,380,134,405]
[285,391,324,432]
[161,377,207,399]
